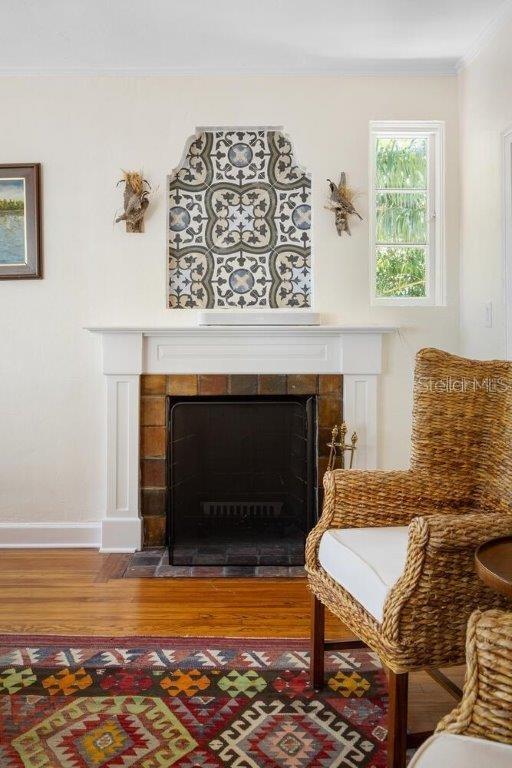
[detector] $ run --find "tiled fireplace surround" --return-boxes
[140,373,342,549]
[88,325,393,553]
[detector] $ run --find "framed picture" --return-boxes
[0,163,42,279]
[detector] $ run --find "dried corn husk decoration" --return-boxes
[115,171,151,233]
[326,172,362,236]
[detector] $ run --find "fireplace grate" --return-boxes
[201,501,284,523]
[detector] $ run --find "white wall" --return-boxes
[459,20,512,358]
[0,75,459,526]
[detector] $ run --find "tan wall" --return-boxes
[459,20,512,359]
[0,75,460,524]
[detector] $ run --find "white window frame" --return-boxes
[369,120,445,307]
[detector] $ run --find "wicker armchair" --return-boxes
[408,609,512,766]
[306,348,512,768]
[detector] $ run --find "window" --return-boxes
[369,121,445,306]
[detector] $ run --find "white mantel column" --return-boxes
[339,332,381,470]
[101,333,143,552]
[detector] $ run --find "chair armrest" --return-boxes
[382,512,512,649]
[326,469,474,528]
[305,469,474,570]
[420,511,512,549]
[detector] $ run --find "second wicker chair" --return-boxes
[306,348,512,768]
[408,609,512,766]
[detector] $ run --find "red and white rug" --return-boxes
[0,635,388,767]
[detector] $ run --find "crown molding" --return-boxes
[0,58,459,78]
[2,4,511,79]
[457,0,512,71]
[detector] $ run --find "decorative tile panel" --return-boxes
[168,128,312,309]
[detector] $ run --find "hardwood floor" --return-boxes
[0,549,344,638]
[0,549,464,732]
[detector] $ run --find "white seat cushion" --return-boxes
[318,526,409,622]
[408,732,512,768]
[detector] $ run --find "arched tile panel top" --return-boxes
[168,127,312,309]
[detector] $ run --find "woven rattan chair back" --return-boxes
[411,348,512,513]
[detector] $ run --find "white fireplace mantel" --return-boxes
[88,325,395,552]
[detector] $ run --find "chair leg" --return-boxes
[387,670,408,768]
[310,593,325,691]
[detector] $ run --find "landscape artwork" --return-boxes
[0,178,26,265]
[0,164,41,279]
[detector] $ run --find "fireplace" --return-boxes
[139,374,344,562]
[168,395,316,566]
[87,325,389,554]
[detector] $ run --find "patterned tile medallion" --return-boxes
[168,128,312,309]
[0,637,387,767]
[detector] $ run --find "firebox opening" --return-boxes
[168,395,317,566]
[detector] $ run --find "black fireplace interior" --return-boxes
[168,395,316,566]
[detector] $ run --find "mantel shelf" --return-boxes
[87,325,397,335]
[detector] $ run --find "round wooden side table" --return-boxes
[475,535,512,598]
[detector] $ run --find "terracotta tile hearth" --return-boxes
[139,373,342,549]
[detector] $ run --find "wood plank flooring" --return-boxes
[0,549,465,732]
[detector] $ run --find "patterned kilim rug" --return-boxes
[0,635,388,767]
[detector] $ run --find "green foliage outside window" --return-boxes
[376,248,426,298]
[376,193,426,244]
[376,138,427,189]
[375,137,429,298]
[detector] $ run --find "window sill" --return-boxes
[371,297,446,308]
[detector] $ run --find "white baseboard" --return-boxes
[100,518,142,553]
[0,522,101,548]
